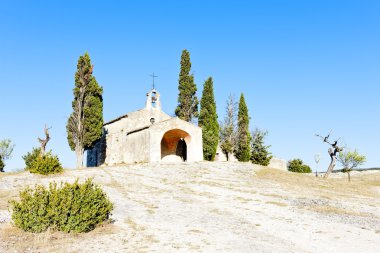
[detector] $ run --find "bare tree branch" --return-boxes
[38,124,51,155]
[315,131,343,179]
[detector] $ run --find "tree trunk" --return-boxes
[324,154,336,179]
[38,125,51,156]
[348,171,351,182]
[75,146,84,169]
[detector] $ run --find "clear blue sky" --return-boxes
[0,0,379,171]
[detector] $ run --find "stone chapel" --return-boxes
[87,88,203,166]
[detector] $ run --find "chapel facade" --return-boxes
[87,89,203,166]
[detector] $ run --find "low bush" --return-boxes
[10,178,113,233]
[29,151,63,175]
[287,159,312,173]
[10,185,51,232]
[22,147,41,171]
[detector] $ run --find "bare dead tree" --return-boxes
[315,132,343,179]
[220,94,238,161]
[38,125,51,155]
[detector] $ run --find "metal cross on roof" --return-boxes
[150,72,158,90]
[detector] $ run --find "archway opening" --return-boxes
[161,129,190,162]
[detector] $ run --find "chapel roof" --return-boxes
[103,113,129,126]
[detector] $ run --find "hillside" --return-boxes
[0,162,379,253]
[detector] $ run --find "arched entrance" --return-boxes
[161,129,190,162]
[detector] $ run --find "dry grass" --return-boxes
[209,208,232,216]
[307,205,367,216]
[173,196,194,203]
[187,229,203,234]
[256,168,380,199]
[234,196,252,203]
[0,222,116,253]
[125,217,146,232]
[266,201,288,207]
[0,190,15,210]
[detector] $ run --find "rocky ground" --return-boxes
[0,162,379,253]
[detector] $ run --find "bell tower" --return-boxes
[145,89,161,111]
[145,72,162,111]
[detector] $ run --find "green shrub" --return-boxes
[10,185,51,232]
[287,159,312,173]
[50,179,114,232]
[10,178,113,233]
[29,152,63,175]
[22,147,41,171]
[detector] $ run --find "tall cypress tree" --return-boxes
[175,49,198,122]
[235,93,251,161]
[66,52,103,168]
[199,77,219,161]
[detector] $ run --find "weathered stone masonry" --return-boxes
[87,89,203,166]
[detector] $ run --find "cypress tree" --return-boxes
[199,77,219,161]
[235,93,251,161]
[66,52,103,168]
[251,129,272,166]
[0,155,4,172]
[175,49,198,122]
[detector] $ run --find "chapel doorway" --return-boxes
[161,129,190,162]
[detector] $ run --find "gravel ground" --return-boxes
[0,162,379,253]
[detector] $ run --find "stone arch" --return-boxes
[161,129,191,162]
